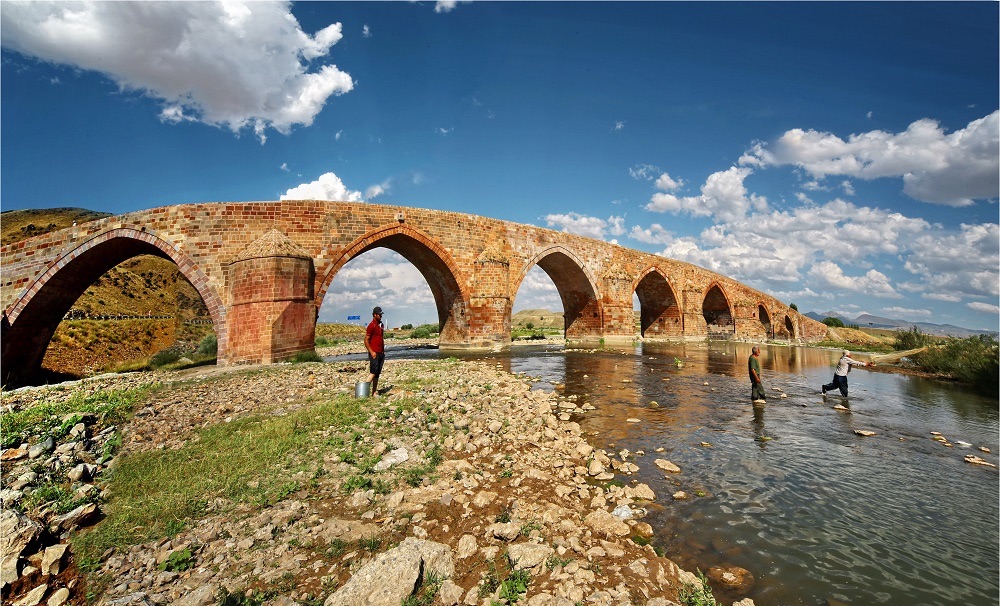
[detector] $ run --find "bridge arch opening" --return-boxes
[318,228,467,345]
[512,267,563,338]
[758,304,773,339]
[2,230,224,388]
[514,248,601,340]
[634,268,682,339]
[783,314,796,340]
[702,284,734,338]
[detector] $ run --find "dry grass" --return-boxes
[1,207,110,245]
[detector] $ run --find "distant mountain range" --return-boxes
[805,311,996,338]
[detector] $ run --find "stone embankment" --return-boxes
[1,357,758,606]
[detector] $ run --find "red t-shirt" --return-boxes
[366,318,384,353]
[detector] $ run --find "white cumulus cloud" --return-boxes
[434,1,471,13]
[545,213,625,241]
[0,1,354,142]
[741,111,1000,206]
[903,222,1000,298]
[645,166,766,223]
[808,261,900,298]
[967,301,1000,315]
[281,172,363,201]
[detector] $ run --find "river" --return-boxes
[329,341,1000,606]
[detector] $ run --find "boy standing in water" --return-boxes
[748,345,766,404]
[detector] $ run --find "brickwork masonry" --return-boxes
[1,201,826,385]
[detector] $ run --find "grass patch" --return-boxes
[0,386,151,449]
[401,572,444,606]
[71,392,366,563]
[289,350,324,364]
[678,570,718,606]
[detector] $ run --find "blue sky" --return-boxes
[2,1,998,331]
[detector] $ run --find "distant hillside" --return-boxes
[1,207,111,245]
[806,310,994,338]
[512,308,563,329]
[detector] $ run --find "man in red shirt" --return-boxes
[364,306,385,396]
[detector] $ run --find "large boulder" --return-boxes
[1,509,43,587]
[324,538,453,606]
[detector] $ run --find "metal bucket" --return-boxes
[354,381,371,398]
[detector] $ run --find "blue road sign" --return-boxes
[347,315,361,321]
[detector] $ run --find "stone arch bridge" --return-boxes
[1,201,825,387]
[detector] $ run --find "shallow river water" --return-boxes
[331,341,999,606]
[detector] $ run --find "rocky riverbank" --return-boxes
[2,357,759,606]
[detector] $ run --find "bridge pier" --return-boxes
[224,230,317,365]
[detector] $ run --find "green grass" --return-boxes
[678,571,718,606]
[71,392,367,563]
[0,386,151,449]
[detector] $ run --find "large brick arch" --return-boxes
[758,303,773,338]
[317,223,470,344]
[1,228,226,387]
[634,266,683,338]
[513,246,603,339]
[702,282,735,337]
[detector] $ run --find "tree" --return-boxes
[822,317,845,328]
[789,303,798,311]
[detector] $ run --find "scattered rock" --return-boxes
[507,542,555,570]
[964,455,996,468]
[374,448,409,471]
[654,459,681,473]
[707,565,755,594]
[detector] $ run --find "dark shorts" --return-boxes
[368,351,385,376]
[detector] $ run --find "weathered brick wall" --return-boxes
[227,254,315,364]
[1,200,827,382]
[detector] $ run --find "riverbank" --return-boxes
[1,357,758,606]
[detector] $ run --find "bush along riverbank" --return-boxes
[0,359,757,606]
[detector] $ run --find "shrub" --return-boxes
[915,334,999,394]
[410,323,438,339]
[894,326,931,350]
[196,334,217,355]
[149,349,181,368]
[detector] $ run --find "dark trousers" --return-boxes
[823,374,848,396]
[751,382,766,401]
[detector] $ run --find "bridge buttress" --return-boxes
[224,230,317,364]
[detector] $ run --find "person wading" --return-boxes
[364,306,385,396]
[748,345,766,404]
[822,350,872,397]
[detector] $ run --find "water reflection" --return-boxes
[329,342,999,605]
